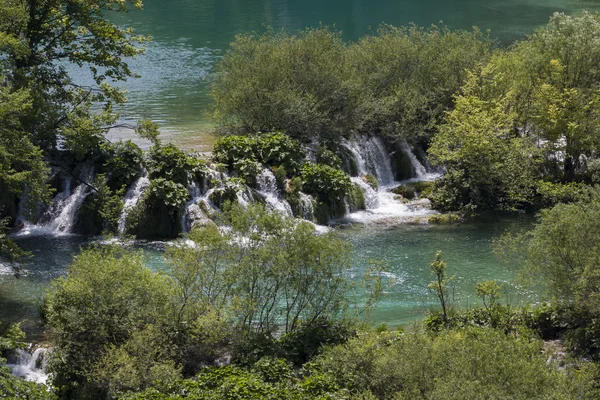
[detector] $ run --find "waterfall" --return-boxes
[256,168,293,217]
[118,174,151,234]
[298,193,315,221]
[341,136,395,185]
[16,169,92,236]
[7,348,50,385]
[400,140,427,179]
[339,136,438,224]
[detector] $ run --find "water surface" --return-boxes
[92,0,600,139]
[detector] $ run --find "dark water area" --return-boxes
[78,0,600,134]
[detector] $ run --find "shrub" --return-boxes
[44,246,176,397]
[148,144,192,186]
[301,163,351,203]
[101,140,143,190]
[309,327,599,399]
[316,146,342,169]
[212,135,257,167]
[534,181,590,208]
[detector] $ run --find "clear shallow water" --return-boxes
[87,0,600,136]
[1,214,536,338]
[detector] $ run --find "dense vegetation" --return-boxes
[2,1,600,399]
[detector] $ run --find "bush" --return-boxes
[43,246,176,397]
[534,181,590,208]
[212,27,360,141]
[301,163,351,203]
[213,132,305,175]
[101,140,143,190]
[148,144,192,186]
[308,327,599,399]
[316,146,342,169]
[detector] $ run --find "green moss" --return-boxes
[363,174,379,191]
[392,151,415,181]
[347,183,366,212]
[314,201,330,225]
[73,194,103,235]
[428,213,461,224]
[392,181,434,200]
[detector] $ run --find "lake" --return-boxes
[81,0,600,146]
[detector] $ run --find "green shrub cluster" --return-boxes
[212,25,492,144]
[100,140,144,191]
[148,144,194,186]
[213,132,305,175]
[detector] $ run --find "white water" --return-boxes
[342,136,440,225]
[7,348,50,385]
[118,174,151,234]
[16,170,92,237]
[256,168,293,217]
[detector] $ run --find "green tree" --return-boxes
[43,245,176,397]
[428,88,539,213]
[0,0,147,154]
[428,252,454,326]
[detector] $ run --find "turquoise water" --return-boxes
[91,0,600,134]
[1,215,535,338]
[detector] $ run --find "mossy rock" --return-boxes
[347,183,366,212]
[392,181,433,200]
[209,187,239,209]
[428,213,461,225]
[73,194,104,235]
[314,201,330,225]
[362,174,379,191]
[391,151,415,181]
[0,182,18,225]
[125,197,182,239]
[338,146,359,177]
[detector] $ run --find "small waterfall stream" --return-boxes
[117,173,151,234]
[256,168,293,217]
[7,348,50,385]
[341,135,439,224]
[16,169,93,236]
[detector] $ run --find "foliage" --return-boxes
[0,364,57,400]
[212,24,492,144]
[91,174,125,234]
[43,246,176,397]
[309,327,599,399]
[213,132,305,175]
[212,27,360,141]
[148,179,190,210]
[0,0,147,155]
[301,163,351,203]
[427,252,454,327]
[534,181,590,208]
[168,203,378,336]
[316,147,342,170]
[349,24,493,143]
[148,144,193,186]
[232,158,263,187]
[101,140,144,191]
[429,90,540,213]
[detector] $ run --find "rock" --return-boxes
[406,198,432,211]
[187,204,216,231]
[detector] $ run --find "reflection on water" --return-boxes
[71,0,600,134]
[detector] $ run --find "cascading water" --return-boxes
[16,169,92,236]
[256,168,293,217]
[7,348,50,385]
[118,173,151,234]
[341,135,438,224]
[298,193,315,221]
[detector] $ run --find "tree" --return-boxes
[166,203,377,336]
[43,245,176,397]
[428,252,454,326]
[428,87,540,213]
[0,0,147,155]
